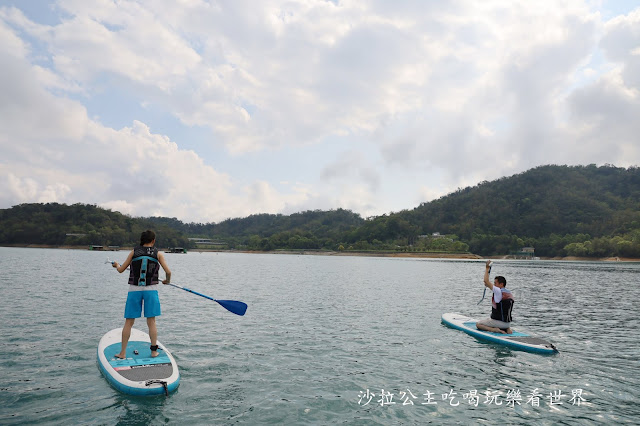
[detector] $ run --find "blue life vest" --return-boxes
[128,246,160,286]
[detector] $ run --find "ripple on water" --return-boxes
[0,250,638,424]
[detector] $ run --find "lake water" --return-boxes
[0,247,638,424]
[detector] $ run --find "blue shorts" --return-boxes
[124,289,161,318]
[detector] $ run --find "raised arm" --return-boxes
[483,260,493,289]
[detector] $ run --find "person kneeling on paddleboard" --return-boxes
[476,260,514,334]
[112,230,171,358]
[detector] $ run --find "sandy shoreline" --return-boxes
[3,244,639,261]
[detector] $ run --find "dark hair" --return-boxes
[495,276,507,286]
[140,230,156,245]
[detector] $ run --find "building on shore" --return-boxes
[188,238,227,249]
[509,247,536,259]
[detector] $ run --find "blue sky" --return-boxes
[1,1,639,223]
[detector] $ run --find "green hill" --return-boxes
[0,203,190,248]
[307,164,640,257]
[0,203,365,251]
[399,164,640,256]
[408,164,640,237]
[144,208,365,250]
[1,164,639,257]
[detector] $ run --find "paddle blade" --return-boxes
[216,300,248,316]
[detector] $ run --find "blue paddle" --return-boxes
[477,261,492,305]
[168,283,248,316]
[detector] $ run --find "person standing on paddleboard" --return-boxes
[112,230,171,358]
[476,260,514,334]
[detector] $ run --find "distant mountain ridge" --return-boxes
[399,164,640,256]
[1,164,639,257]
[407,164,640,238]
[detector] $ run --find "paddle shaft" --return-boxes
[168,283,214,301]
[167,283,248,316]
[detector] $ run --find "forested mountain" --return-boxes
[145,208,365,250]
[145,208,364,239]
[408,164,640,237]
[0,203,364,251]
[0,203,190,248]
[401,164,640,256]
[1,164,640,257]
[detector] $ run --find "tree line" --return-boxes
[0,203,190,248]
[1,165,640,258]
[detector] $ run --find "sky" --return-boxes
[1,0,639,223]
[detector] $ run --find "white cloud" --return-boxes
[0,14,305,222]
[601,8,640,88]
[1,1,640,222]
[557,9,640,166]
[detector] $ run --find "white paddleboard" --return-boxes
[441,313,558,354]
[97,328,180,395]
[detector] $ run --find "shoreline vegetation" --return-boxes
[3,244,639,262]
[3,165,640,259]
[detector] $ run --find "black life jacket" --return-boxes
[128,246,160,286]
[490,288,514,322]
[491,297,514,323]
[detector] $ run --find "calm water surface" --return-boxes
[0,247,638,424]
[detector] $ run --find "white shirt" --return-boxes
[492,286,503,303]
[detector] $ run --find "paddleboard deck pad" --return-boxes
[441,313,558,355]
[97,328,180,395]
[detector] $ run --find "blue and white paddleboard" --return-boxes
[441,313,558,355]
[97,328,180,396]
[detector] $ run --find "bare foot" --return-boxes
[151,350,159,358]
[114,353,126,359]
